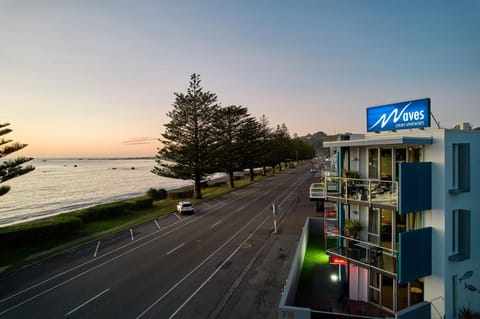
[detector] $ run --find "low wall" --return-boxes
[278,217,324,319]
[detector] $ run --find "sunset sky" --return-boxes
[1,1,479,158]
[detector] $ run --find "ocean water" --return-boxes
[0,158,194,227]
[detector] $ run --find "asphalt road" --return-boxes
[0,166,314,318]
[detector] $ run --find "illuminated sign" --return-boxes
[367,98,431,132]
[329,256,347,265]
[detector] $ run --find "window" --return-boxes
[449,209,470,261]
[450,143,470,193]
[368,148,379,179]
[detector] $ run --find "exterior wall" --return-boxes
[422,129,447,317]
[326,128,479,318]
[442,130,480,318]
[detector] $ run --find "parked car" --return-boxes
[176,201,195,215]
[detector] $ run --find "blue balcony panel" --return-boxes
[398,162,432,215]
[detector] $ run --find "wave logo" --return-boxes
[367,98,430,132]
[368,103,412,131]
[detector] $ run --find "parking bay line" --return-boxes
[166,243,185,256]
[93,241,101,258]
[64,288,110,317]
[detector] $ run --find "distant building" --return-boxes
[454,122,472,131]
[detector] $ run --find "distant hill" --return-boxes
[299,131,342,157]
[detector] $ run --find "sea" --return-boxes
[0,158,195,227]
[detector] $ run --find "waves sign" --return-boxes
[367,98,431,132]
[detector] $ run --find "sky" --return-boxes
[1,0,479,158]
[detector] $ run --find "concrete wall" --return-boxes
[278,218,325,319]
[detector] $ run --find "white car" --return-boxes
[176,201,195,215]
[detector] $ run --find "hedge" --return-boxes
[0,215,83,248]
[146,188,168,200]
[168,189,194,200]
[127,196,154,211]
[80,202,131,223]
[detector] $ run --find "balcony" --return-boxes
[324,176,398,209]
[325,232,398,276]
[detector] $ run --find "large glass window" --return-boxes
[380,148,392,181]
[368,148,379,179]
[407,146,423,163]
[394,148,406,181]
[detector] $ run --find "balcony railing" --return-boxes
[326,232,398,276]
[324,177,398,208]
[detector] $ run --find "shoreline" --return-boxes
[0,181,195,229]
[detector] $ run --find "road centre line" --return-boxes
[130,229,134,241]
[64,288,110,317]
[135,186,293,319]
[210,220,222,228]
[154,220,161,229]
[173,213,182,220]
[0,175,292,315]
[168,209,272,319]
[166,243,185,256]
[93,241,101,258]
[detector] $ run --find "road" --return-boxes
[0,166,314,318]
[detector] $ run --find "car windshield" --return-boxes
[182,203,192,207]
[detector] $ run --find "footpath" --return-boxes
[211,173,318,319]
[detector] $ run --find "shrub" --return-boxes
[168,189,194,200]
[146,188,168,200]
[80,202,131,223]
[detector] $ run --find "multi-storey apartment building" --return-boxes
[321,99,479,318]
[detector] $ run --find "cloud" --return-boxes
[122,137,159,146]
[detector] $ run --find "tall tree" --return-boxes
[257,115,273,175]
[0,123,35,196]
[215,105,250,188]
[152,74,219,199]
[238,117,263,181]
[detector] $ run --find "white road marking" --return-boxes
[130,229,134,241]
[166,243,185,256]
[168,210,272,319]
[64,288,110,317]
[0,216,202,317]
[0,173,302,316]
[93,241,101,258]
[210,220,222,228]
[173,213,182,220]
[135,203,274,319]
[154,220,160,229]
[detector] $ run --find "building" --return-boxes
[319,99,480,318]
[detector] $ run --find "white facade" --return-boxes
[324,128,480,318]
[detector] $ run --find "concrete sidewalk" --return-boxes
[212,174,318,319]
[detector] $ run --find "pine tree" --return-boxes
[215,105,250,188]
[152,74,219,199]
[0,123,35,196]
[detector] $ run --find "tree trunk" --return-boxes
[228,170,235,188]
[194,174,202,199]
[249,166,254,182]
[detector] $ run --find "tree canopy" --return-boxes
[153,74,315,198]
[0,123,35,196]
